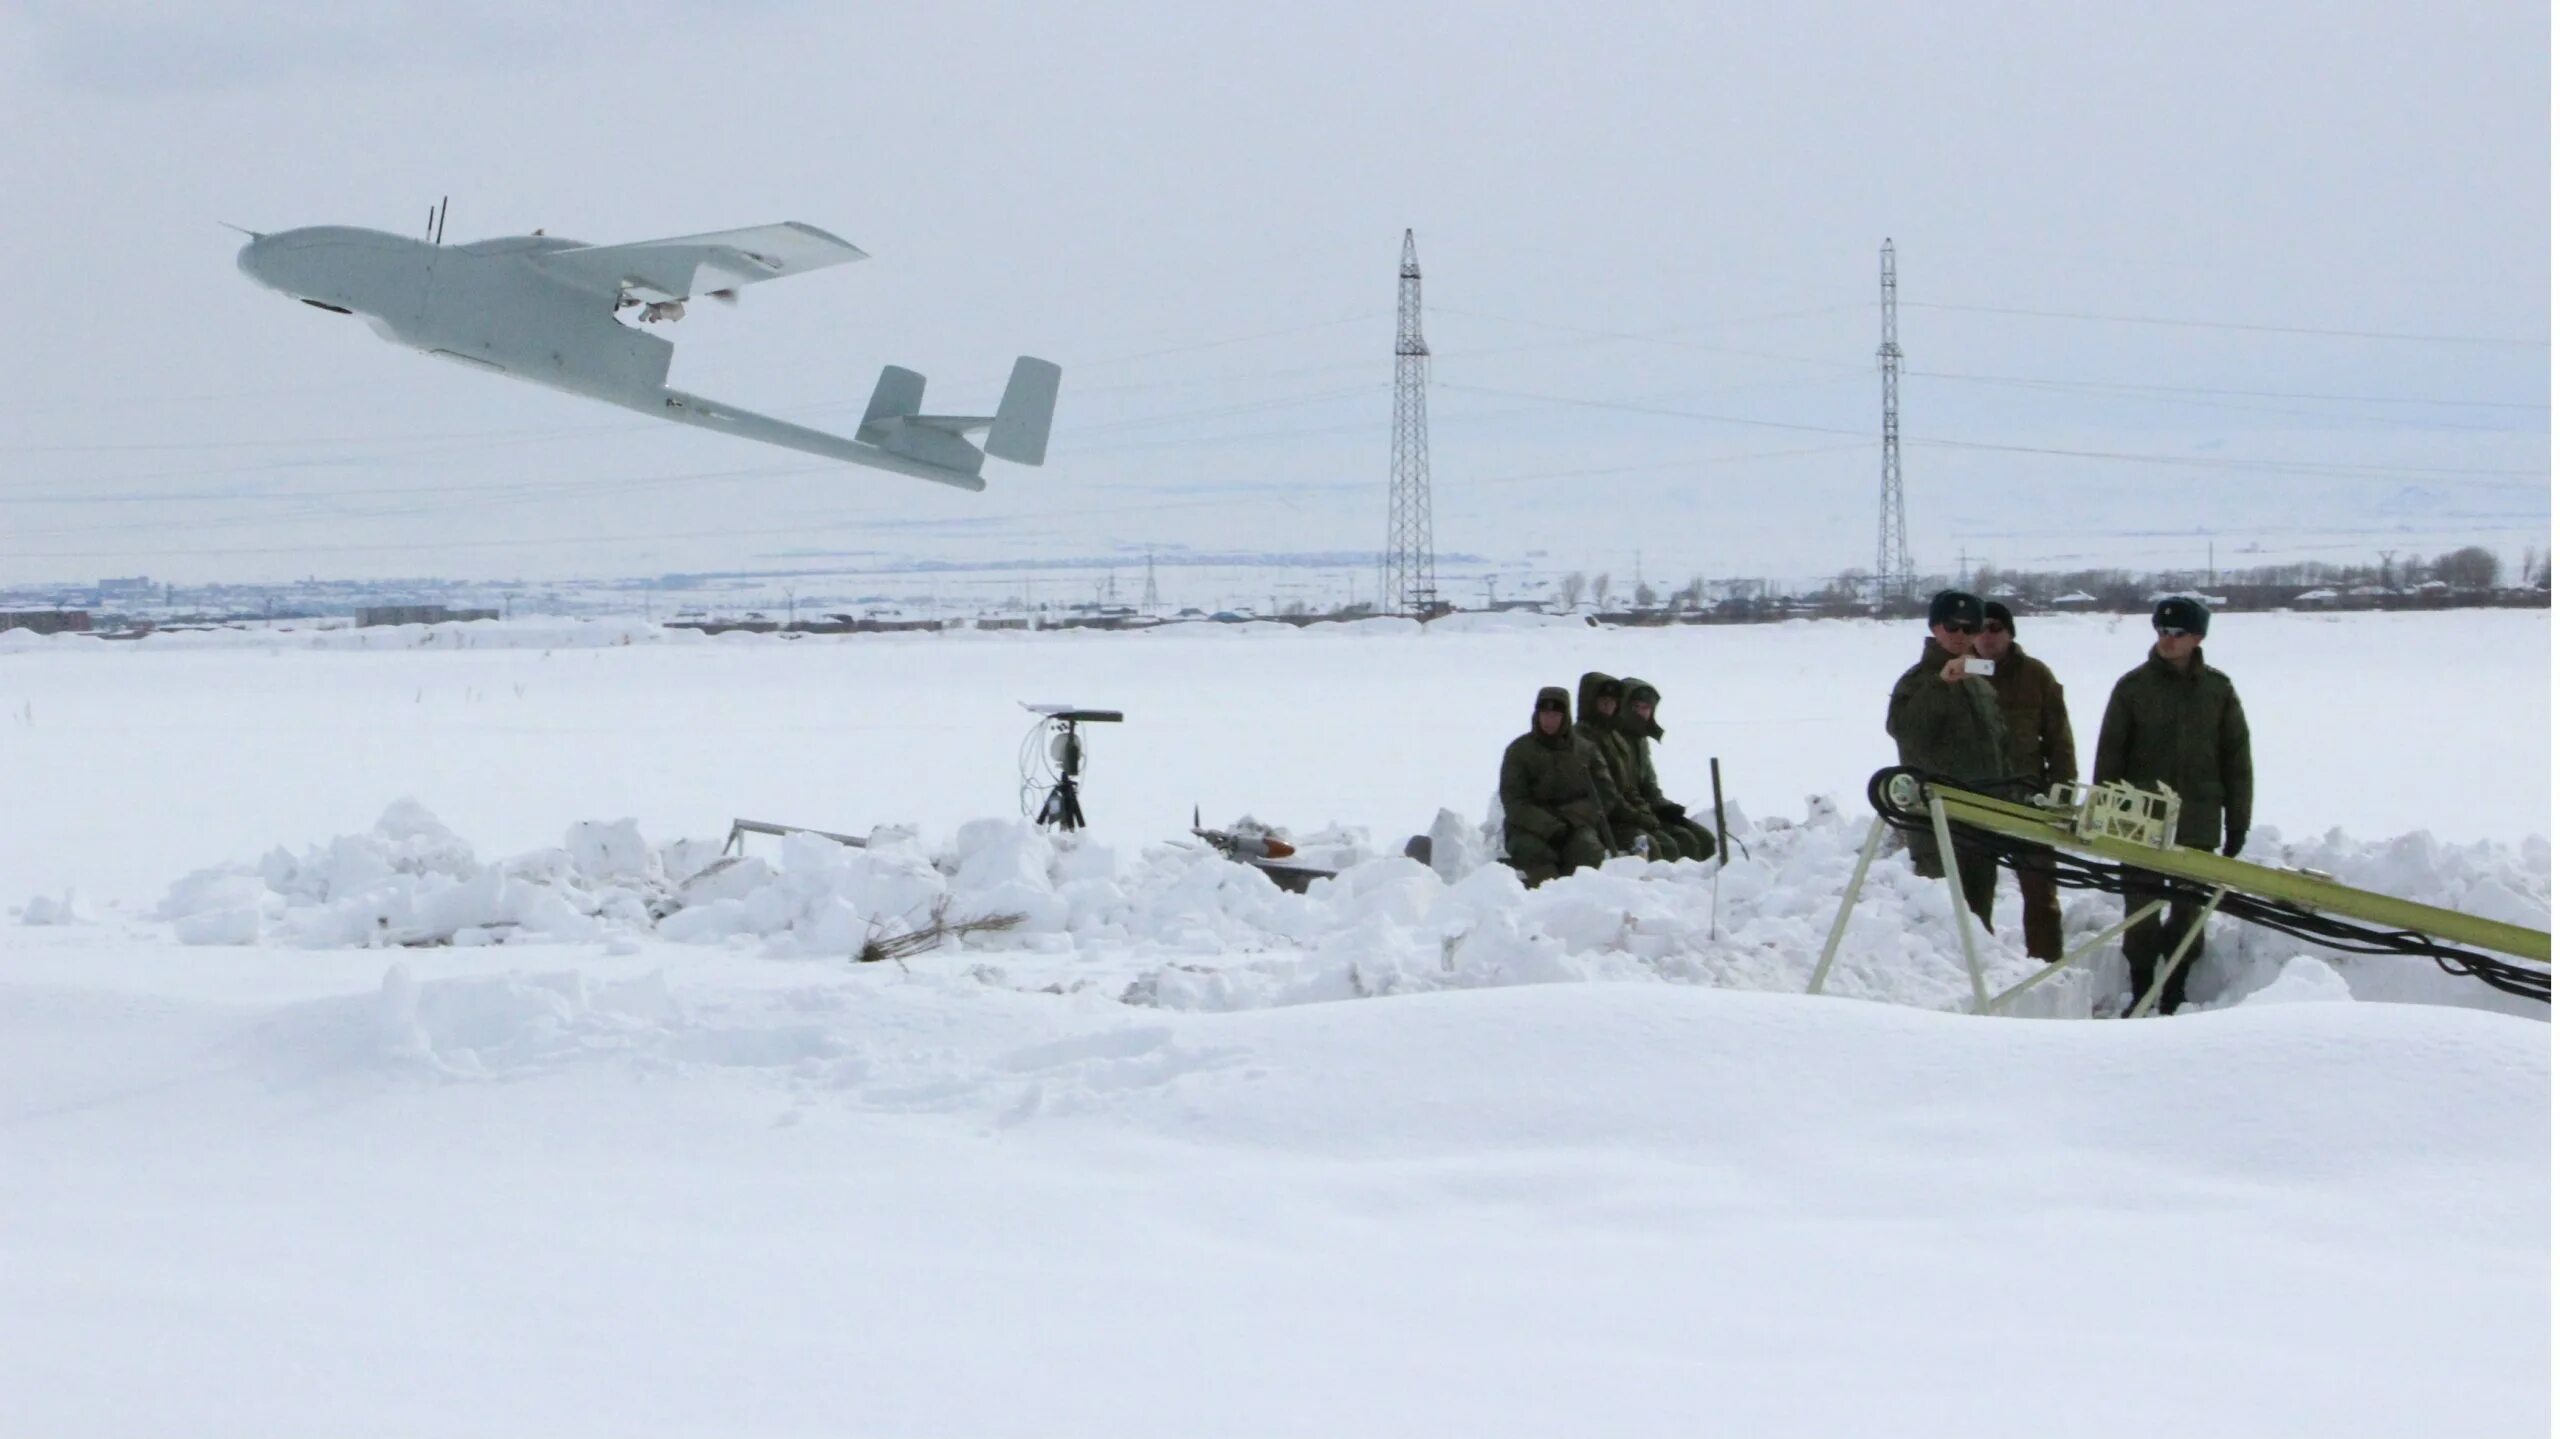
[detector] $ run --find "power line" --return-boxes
[1904,370,2539,435]
[1427,302,1869,371]
[1067,308,1389,367]
[1903,299,2549,348]
[1434,381,2549,488]
[0,436,1883,564]
[1427,305,2544,416]
[1908,367,2547,411]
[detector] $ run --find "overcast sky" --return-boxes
[0,0,2546,590]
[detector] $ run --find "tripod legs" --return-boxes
[1039,776,1087,831]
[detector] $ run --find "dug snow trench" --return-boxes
[2,956,2545,1436]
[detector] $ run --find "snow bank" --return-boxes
[1425,608,1596,632]
[14,608,1615,653]
[15,890,91,926]
[6,969,2544,1437]
[153,798,2547,1020]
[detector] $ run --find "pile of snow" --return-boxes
[154,799,2549,1020]
[153,800,718,949]
[15,890,90,926]
[2208,827,2552,1012]
[1425,608,1595,632]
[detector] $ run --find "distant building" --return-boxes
[356,605,499,627]
[0,609,91,634]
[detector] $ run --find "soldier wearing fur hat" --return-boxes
[2093,595,2255,1014]
[1885,589,2010,928]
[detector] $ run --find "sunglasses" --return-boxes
[1939,621,1981,635]
[2156,626,2191,637]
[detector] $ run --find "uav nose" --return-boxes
[236,238,275,289]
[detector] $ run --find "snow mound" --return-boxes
[155,798,2549,1020]
[1426,609,1595,632]
[17,890,92,926]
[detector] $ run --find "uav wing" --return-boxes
[531,222,866,303]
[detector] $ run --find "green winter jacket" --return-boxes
[1986,642,2078,790]
[1885,638,2010,785]
[2093,646,2254,851]
[1575,672,1648,829]
[1501,685,1624,848]
[1615,675,1672,808]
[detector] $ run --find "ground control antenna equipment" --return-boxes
[1020,704,1122,832]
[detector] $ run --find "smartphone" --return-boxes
[1963,656,1996,677]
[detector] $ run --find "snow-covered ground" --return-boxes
[2,610,2548,1435]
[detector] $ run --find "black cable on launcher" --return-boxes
[1866,768,2548,1004]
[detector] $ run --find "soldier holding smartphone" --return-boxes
[1886,589,2011,928]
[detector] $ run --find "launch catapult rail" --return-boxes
[1811,769,2549,1014]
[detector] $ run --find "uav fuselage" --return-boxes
[238,226,675,406]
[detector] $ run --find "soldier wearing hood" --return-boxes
[1614,676,1719,862]
[1575,672,1667,859]
[1500,685,1623,885]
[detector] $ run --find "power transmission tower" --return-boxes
[1141,550,1159,611]
[1875,239,1914,606]
[1383,229,1437,618]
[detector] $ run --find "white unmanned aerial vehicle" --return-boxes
[236,213,1057,491]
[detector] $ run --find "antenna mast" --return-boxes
[1382,229,1437,619]
[1875,239,1913,606]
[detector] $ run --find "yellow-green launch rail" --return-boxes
[1812,769,2549,1013]
[1930,785,2547,966]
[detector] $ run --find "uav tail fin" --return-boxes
[862,366,927,432]
[857,356,1061,473]
[987,357,1061,466]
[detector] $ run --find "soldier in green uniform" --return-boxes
[1616,677,1719,862]
[1885,590,2010,928]
[1974,600,2077,959]
[1577,671,1677,861]
[2093,595,2254,1014]
[1501,685,1624,885]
